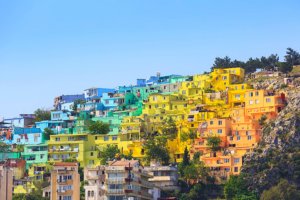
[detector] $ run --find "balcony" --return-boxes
[125,177,133,182]
[107,178,124,184]
[107,189,124,194]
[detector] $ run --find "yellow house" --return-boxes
[48,133,100,167]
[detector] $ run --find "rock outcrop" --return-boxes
[241,87,300,194]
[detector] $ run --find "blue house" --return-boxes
[54,94,85,110]
[4,127,44,145]
[4,114,35,128]
[51,111,71,121]
[35,120,65,133]
[84,87,115,101]
[101,93,125,110]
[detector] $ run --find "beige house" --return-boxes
[84,159,162,200]
[0,163,13,200]
[50,162,80,200]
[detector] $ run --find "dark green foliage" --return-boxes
[34,108,51,122]
[72,99,86,111]
[43,128,54,140]
[206,135,222,153]
[88,121,110,135]
[0,142,10,152]
[193,151,201,162]
[162,117,178,139]
[143,136,170,165]
[100,145,120,165]
[213,56,232,68]
[277,62,293,73]
[258,115,267,126]
[182,147,190,166]
[211,48,299,73]
[224,175,257,200]
[285,48,300,66]
[260,179,300,200]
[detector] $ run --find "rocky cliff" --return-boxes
[241,87,300,194]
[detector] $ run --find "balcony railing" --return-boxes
[107,189,124,194]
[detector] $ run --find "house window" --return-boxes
[247,136,252,140]
[224,158,230,163]
[182,90,186,95]
[148,105,151,109]
[266,98,271,103]
[104,136,109,141]
[153,96,157,101]
[40,154,44,159]
[234,158,240,164]
[249,92,253,97]
[235,94,240,99]
[234,167,239,172]
[105,100,109,104]
[229,136,233,141]
[112,136,118,141]
[218,120,222,125]
[255,91,259,96]
[217,129,222,134]
[255,99,259,104]
[91,152,94,156]
[222,76,227,80]
[55,138,60,141]
[249,100,254,105]
[17,138,21,143]
[237,136,241,140]
[210,121,213,125]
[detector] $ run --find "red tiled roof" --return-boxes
[110,160,139,167]
[53,162,78,167]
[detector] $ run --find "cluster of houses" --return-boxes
[0,67,289,199]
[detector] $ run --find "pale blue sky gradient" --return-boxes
[0,0,299,117]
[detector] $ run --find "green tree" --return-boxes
[260,179,300,200]
[34,109,51,122]
[224,175,257,200]
[258,115,267,126]
[193,152,201,163]
[179,147,190,176]
[100,145,120,164]
[207,135,222,155]
[72,99,86,112]
[285,47,300,66]
[260,54,279,71]
[162,117,178,139]
[143,136,170,165]
[182,147,190,166]
[43,128,54,140]
[0,142,10,152]
[88,121,110,135]
[16,144,24,152]
[277,62,293,73]
[213,56,232,68]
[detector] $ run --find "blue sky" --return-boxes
[0,0,299,118]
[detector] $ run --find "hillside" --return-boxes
[241,86,300,195]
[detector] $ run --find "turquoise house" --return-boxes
[21,144,48,169]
